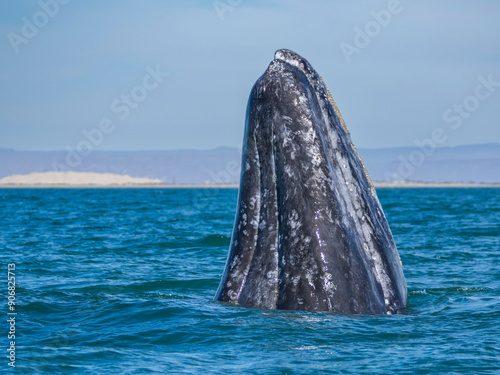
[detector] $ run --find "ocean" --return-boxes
[1,188,499,374]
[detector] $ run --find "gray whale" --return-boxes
[215,49,407,314]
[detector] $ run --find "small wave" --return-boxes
[73,279,218,294]
[196,234,231,247]
[423,287,491,294]
[411,290,428,295]
[158,293,190,300]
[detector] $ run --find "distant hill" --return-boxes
[0,143,499,183]
[360,143,500,183]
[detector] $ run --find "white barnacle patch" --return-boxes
[250,218,259,229]
[303,126,317,146]
[298,94,308,105]
[312,153,321,166]
[288,210,301,237]
[292,275,301,286]
[259,220,267,230]
[230,255,239,268]
[322,272,336,295]
[229,290,238,301]
[226,281,232,287]
[360,223,392,302]
[245,162,250,171]
[248,196,257,210]
[305,272,315,289]
[282,115,293,125]
[266,270,278,280]
[284,164,294,178]
[268,61,283,73]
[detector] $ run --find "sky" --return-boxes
[0,0,499,151]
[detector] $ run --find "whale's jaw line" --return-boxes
[215,49,407,314]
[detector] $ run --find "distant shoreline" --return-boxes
[373,181,500,188]
[0,182,499,189]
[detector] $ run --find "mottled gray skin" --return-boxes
[215,49,408,314]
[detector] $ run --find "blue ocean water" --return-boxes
[1,187,499,374]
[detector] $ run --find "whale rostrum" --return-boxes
[215,49,408,314]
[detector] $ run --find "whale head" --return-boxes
[215,49,407,314]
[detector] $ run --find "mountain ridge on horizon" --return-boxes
[0,143,499,183]
[1,142,498,153]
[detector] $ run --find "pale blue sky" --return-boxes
[1,0,499,151]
